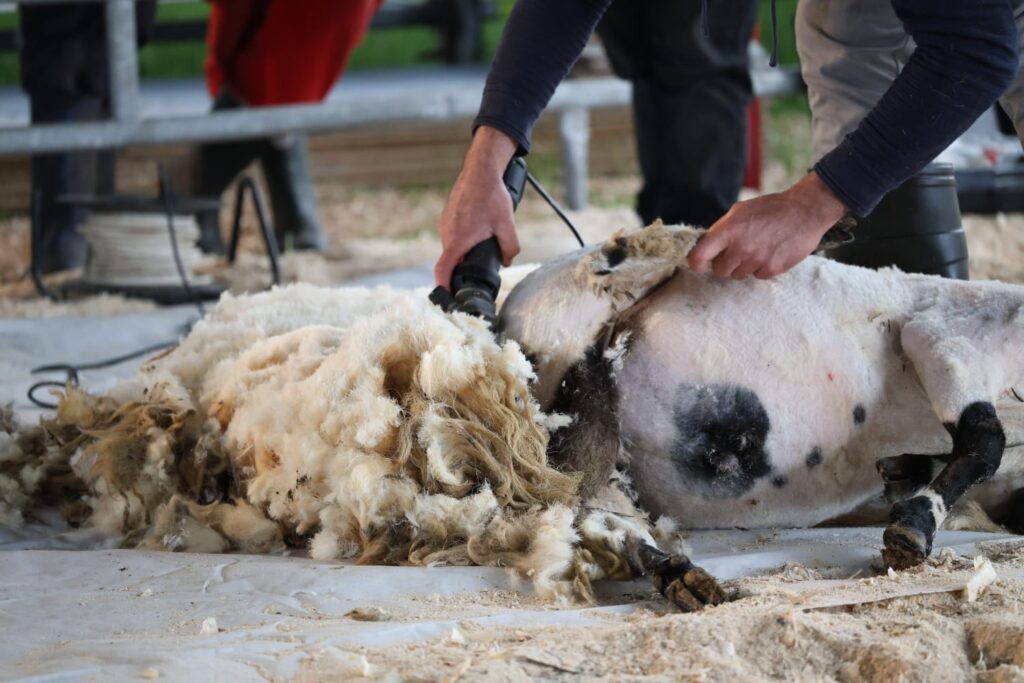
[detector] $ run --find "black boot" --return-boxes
[828,163,969,279]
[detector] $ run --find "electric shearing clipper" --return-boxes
[429,157,528,329]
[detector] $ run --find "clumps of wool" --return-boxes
[12,284,631,600]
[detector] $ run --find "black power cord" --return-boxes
[526,171,585,248]
[26,164,206,409]
[28,339,181,410]
[158,165,206,318]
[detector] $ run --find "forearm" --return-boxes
[815,0,1019,217]
[461,125,519,179]
[474,0,613,153]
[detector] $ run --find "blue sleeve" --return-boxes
[815,0,1019,217]
[473,0,613,153]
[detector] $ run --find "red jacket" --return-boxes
[205,0,379,106]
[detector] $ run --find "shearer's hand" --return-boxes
[688,171,848,280]
[435,126,521,289]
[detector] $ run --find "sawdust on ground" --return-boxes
[295,545,1024,682]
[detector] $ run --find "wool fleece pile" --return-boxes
[0,284,662,600]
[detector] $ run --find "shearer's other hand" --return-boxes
[435,126,520,289]
[688,171,848,280]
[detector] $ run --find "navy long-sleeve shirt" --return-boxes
[475,0,1020,217]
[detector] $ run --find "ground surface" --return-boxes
[360,546,1024,683]
[3,524,1021,682]
[3,103,1024,681]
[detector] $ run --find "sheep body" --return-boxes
[499,222,1024,567]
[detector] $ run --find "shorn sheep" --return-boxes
[501,221,1024,607]
[2,221,1022,611]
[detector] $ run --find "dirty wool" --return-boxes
[0,283,658,600]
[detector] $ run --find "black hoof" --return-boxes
[653,557,727,612]
[882,495,937,570]
[882,523,929,570]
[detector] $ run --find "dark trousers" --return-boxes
[597,0,759,227]
[20,2,156,273]
[28,92,115,273]
[194,91,326,254]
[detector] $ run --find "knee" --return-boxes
[956,401,1006,478]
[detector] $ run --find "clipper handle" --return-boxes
[430,157,528,328]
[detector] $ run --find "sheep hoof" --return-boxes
[882,523,929,570]
[656,561,726,612]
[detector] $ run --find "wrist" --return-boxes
[465,125,518,177]
[791,171,848,227]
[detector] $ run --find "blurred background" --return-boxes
[0,0,1021,317]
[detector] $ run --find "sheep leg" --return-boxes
[634,542,726,612]
[884,403,1005,569]
[885,320,1007,569]
[876,453,949,503]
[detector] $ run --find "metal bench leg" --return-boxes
[558,107,590,211]
[228,177,282,286]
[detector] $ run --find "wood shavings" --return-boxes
[357,557,1024,682]
[344,607,390,622]
[199,617,218,635]
[964,556,998,603]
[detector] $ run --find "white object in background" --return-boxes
[79,211,211,287]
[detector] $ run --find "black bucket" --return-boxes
[827,163,969,279]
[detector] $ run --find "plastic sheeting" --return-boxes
[1,524,1020,681]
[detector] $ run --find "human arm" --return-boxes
[435,0,613,288]
[690,0,1020,279]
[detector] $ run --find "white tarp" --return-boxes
[2,523,1020,682]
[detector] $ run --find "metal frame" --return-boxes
[3,0,803,211]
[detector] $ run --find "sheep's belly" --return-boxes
[613,278,949,529]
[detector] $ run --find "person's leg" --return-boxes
[598,0,758,227]
[258,134,326,251]
[798,0,969,279]
[597,2,666,225]
[19,3,101,274]
[996,0,1024,143]
[26,89,115,273]
[27,91,96,274]
[796,0,915,160]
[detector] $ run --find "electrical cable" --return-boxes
[158,165,206,318]
[28,339,180,409]
[525,172,585,248]
[26,164,207,410]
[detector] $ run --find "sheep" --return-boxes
[499,220,1024,610]
[7,221,1023,614]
